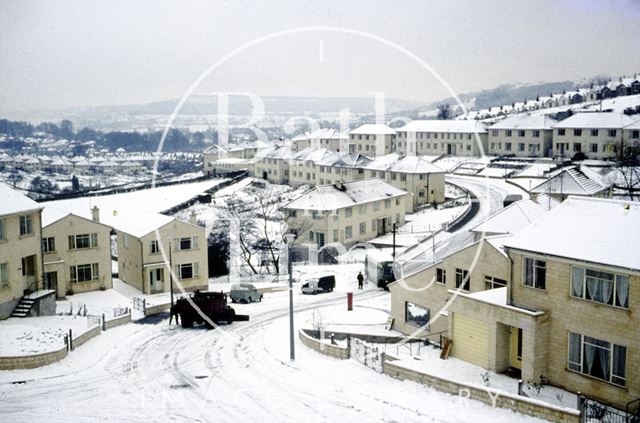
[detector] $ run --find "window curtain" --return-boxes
[598,346,610,381]
[571,267,584,297]
[525,259,533,285]
[586,275,602,302]
[612,345,626,383]
[568,333,581,369]
[602,278,614,305]
[584,343,596,375]
[616,275,629,308]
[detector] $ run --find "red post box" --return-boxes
[347,292,353,311]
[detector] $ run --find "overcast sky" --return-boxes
[1,0,639,113]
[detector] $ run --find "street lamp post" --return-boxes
[285,233,296,361]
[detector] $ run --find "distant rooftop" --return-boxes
[398,120,487,133]
[349,124,397,135]
[553,112,635,129]
[489,114,557,130]
[530,166,611,196]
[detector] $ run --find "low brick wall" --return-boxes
[383,359,580,423]
[72,325,101,350]
[299,329,349,360]
[306,329,424,345]
[0,345,68,370]
[144,303,171,316]
[104,313,131,329]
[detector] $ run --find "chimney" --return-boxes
[189,211,198,225]
[91,206,100,222]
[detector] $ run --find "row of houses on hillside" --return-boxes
[0,183,208,320]
[389,195,639,410]
[254,149,446,213]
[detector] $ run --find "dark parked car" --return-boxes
[301,275,336,295]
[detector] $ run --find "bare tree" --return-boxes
[611,143,640,200]
[437,103,452,120]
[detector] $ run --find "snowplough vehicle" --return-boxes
[171,290,249,329]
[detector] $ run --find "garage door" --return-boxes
[452,313,489,368]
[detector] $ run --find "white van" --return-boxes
[230,283,263,303]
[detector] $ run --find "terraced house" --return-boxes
[395,120,488,157]
[447,197,639,410]
[0,184,43,319]
[487,114,557,157]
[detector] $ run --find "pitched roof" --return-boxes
[489,114,557,130]
[530,167,610,196]
[364,154,444,174]
[398,120,487,133]
[349,124,397,135]
[504,197,640,271]
[0,183,42,217]
[471,194,559,235]
[308,128,348,140]
[552,112,635,129]
[283,179,406,211]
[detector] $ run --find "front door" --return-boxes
[510,327,523,370]
[150,268,164,293]
[316,233,325,248]
[44,271,58,291]
[21,255,36,291]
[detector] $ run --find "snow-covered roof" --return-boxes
[308,128,348,140]
[398,120,487,133]
[283,179,406,211]
[504,196,640,271]
[291,148,335,162]
[0,183,42,217]
[349,124,397,135]
[99,160,119,167]
[471,194,559,235]
[624,119,640,130]
[360,154,444,174]
[316,152,372,168]
[530,166,610,196]
[260,146,294,160]
[553,112,635,129]
[489,114,557,130]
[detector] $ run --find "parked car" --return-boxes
[230,283,263,303]
[301,275,336,295]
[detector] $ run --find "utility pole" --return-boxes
[168,239,174,307]
[285,233,296,361]
[392,222,397,260]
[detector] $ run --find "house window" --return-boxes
[436,268,446,284]
[455,268,469,291]
[400,174,407,182]
[558,129,566,136]
[288,210,297,218]
[505,143,512,151]
[0,218,5,240]
[518,143,525,151]
[607,129,617,137]
[523,258,546,289]
[568,332,626,386]
[150,240,160,254]
[345,207,352,218]
[359,222,366,234]
[0,262,8,288]
[373,201,380,211]
[359,204,367,214]
[573,143,581,152]
[518,130,525,137]
[570,267,629,308]
[70,263,99,283]
[491,129,498,137]
[532,130,540,138]
[42,237,55,253]
[485,275,507,290]
[590,143,598,153]
[19,215,33,235]
[632,130,640,139]
[69,233,98,249]
[176,263,199,280]
[590,129,599,136]
[345,226,353,239]
[574,129,582,136]
[123,233,129,248]
[333,229,338,242]
[405,302,429,328]
[506,130,512,137]
[384,199,391,209]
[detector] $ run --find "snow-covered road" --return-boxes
[0,288,544,422]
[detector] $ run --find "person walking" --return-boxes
[357,271,364,290]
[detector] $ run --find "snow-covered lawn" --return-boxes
[0,315,93,356]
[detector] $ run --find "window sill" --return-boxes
[568,295,629,312]
[565,368,627,390]
[521,284,547,292]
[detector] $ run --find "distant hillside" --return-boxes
[431,80,578,111]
